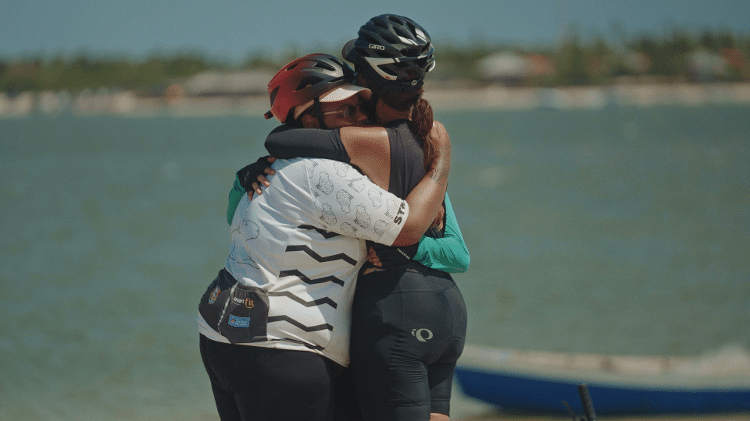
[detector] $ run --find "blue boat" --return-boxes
[454,345,750,416]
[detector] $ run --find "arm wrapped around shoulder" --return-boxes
[265,125,350,163]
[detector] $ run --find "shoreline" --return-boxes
[425,82,750,110]
[2,82,750,118]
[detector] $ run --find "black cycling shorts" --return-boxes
[200,335,338,421]
[349,263,467,420]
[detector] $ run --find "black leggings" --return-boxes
[199,335,336,421]
[350,263,467,420]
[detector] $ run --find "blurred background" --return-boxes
[2,0,750,114]
[1,1,749,420]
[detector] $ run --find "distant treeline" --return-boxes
[2,28,749,95]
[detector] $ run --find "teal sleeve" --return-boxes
[227,175,245,225]
[413,193,470,273]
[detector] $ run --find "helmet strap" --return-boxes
[367,90,380,123]
[313,97,329,130]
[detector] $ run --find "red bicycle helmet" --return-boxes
[265,53,356,123]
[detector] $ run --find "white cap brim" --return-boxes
[294,84,372,120]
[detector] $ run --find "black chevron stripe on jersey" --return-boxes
[269,291,338,308]
[268,315,333,332]
[298,224,340,239]
[279,270,346,287]
[285,245,358,266]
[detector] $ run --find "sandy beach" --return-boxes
[3,82,750,117]
[121,82,750,114]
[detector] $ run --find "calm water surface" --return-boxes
[1,105,749,419]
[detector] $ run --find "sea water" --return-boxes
[1,105,749,419]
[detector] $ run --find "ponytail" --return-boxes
[408,97,435,173]
[415,98,444,229]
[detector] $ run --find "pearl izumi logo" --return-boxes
[411,328,433,342]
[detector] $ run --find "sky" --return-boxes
[2,0,749,61]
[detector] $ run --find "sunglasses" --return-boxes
[321,104,358,119]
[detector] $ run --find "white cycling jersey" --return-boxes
[198,158,409,366]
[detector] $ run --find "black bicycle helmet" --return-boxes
[265,53,356,123]
[342,14,436,93]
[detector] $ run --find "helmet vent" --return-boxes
[313,62,336,72]
[269,86,280,105]
[296,76,324,91]
[393,26,412,40]
[374,18,390,29]
[386,15,402,25]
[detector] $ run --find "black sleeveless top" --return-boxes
[368,120,428,261]
[383,120,425,199]
[265,120,425,196]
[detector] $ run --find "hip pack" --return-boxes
[198,269,269,344]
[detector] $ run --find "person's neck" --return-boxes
[375,100,411,125]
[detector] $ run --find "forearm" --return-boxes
[392,139,450,247]
[265,125,350,163]
[415,236,468,272]
[414,194,470,273]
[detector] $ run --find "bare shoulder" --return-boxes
[339,126,389,146]
[338,126,391,189]
[430,120,450,145]
[338,126,390,158]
